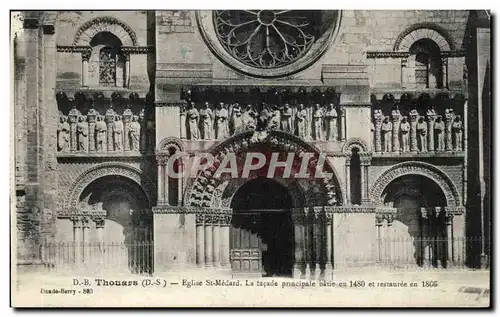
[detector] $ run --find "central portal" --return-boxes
[230,177,294,277]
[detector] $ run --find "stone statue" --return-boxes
[434,116,445,151]
[280,103,293,133]
[113,115,124,151]
[325,103,338,141]
[187,102,200,140]
[312,104,324,141]
[95,115,107,152]
[268,107,280,130]
[242,104,256,131]
[400,116,410,152]
[381,117,392,152]
[452,115,463,151]
[258,103,271,131]
[129,115,141,151]
[296,103,308,139]
[57,116,70,152]
[215,102,229,140]
[199,102,213,140]
[417,117,428,152]
[230,103,244,135]
[76,115,89,152]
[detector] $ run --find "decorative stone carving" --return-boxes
[268,107,280,131]
[373,109,383,152]
[312,104,324,141]
[325,103,338,141]
[105,107,116,152]
[426,107,437,152]
[230,103,244,135]
[129,115,141,151]
[242,104,257,131]
[281,103,293,134]
[187,102,200,140]
[95,115,107,152]
[113,115,124,151]
[215,103,229,140]
[408,109,419,152]
[68,105,81,153]
[452,114,463,151]
[381,117,392,152]
[370,161,461,207]
[57,115,70,153]
[295,103,308,140]
[444,108,454,151]
[76,115,89,152]
[200,102,213,140]
[417,117,428,152]
[122,108,133,151]
[434,116,445,151]
[400,116,410,152]
[86,108,99,152]
[391,106,401,152]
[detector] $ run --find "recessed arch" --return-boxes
[73,16,138,46]
[342,137,369,154]
[157,137,185,153]
[394,23,455,52]
[370,161,461,206]
[64,163,155,213]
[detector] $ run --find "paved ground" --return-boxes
[12,269,490,307]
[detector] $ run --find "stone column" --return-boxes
[375,214,384,263]
[180,105,187,139]
[81,217,90,264]
[220,212,232,270]
[313,207,322,279]
[68,108,79,153]
[87,109,97,152]
[435,207,444,268]
[123,108,132,151]
[409,111,419,152]
[204,214,213,268]
[391,112,400,152]
[81,49,91,87]
[445,212,453,268]
[156,155,167,205]
[420,208,430,267]
[442,57,448,89]
[360,155,371,204]
[212,214,221,268]
[291,208,305,279]
[427,113,436,152]
[94,217,105,266]
[304,210,313,279]
[105,109,116,152]
[177,160,183,206]
[124,53,130,88]
[385,214,394,264]
[72,217,82,265]
[195,214,205,268]
[345,158,351,205]
[340,108,346,141]
[374,114,383,152]
[324,209,333,278]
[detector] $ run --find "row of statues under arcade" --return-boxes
[57,106,155,153]
[182,101,345,142]
[372,106,463,153]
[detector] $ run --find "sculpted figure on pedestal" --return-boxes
[113,115,124,151]
[280,103,293,133]
[296,103,308,139]
[452,115,463,151]
[215,102,229,139]
[242,104,256,131]
[95,115,107,152]
[268,106,280,130]
[400,116,410,152]
[130,115,141,151]
[57,116,70,152]
[434,116,445,151]
[312,104,324,141]
[325,103,338,141]
[200,102,214,140]
[187,102,200,140]
[417,117,428,152]
[76,115,89,152]
[230,103,244,135]
[381,117,392,152]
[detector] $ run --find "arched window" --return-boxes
[89,32,125,88]
[99,47,117,86]
[409,39,443,89]
[349,148,362,205]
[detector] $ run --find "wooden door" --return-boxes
[230,213,263,275]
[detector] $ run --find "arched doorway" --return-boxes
[382,175,446,267]
[230,177,294,277]
[78,175,152,273]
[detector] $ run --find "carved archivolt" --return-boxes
[394,23,454,52]
[157,137,185,153]
[73,16,138,46]
[342,137,369,153]
[64,163,155,213]
[370,161,461,206]
[185,130,344,208]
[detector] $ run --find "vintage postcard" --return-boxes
[10,9,491,307]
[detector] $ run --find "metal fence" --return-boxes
[36,236,488,275]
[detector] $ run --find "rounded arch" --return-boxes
[157,137,185,153]
[394,23,454,52]
[342,137,369,154]
[370,161,461,206]
[73,16,138,46]
[64,163,155,212]
[184,130,344,207]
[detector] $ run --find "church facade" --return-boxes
[13,10,491,278]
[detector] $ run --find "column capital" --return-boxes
[409,109,419,122]
[81,216,91,229]
[93,217,105,228]
[420,207,429,220]
[444,206,465,215]
[81,48,92,62]
[291,208,306,224]
[156,153,169,166]
[70,216,82,228]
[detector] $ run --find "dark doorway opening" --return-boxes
[230,177,294,277]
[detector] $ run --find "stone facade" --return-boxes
[12,10,490,275]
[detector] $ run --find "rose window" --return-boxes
[214,10,325,69]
